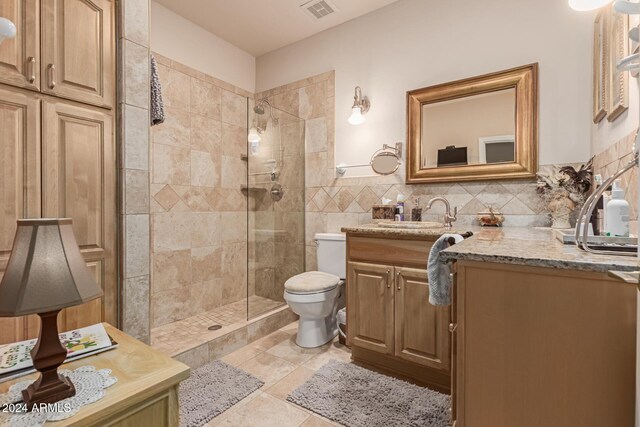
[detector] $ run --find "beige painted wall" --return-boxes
[256,0,595,176]
[422,89,515,168]
[150,2,256,93]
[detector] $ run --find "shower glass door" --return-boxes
[246,100,306,320]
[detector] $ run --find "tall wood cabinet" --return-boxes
[0,0,116,344]
[346,235,451,392]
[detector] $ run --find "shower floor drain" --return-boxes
[208,324,222,331]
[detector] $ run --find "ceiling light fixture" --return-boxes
[348,86,370,126]
[0,17,16,45]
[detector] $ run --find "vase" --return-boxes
[549,203,573,229]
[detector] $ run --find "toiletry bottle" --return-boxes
[602,183,612,235]
[396,195,405,222]
[411,198,422,222]
[605,179,630,237]
[590,175,604,235]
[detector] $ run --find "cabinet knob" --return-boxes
[47,64,56,89]
[27,57,36,83]
[449,323,458,333]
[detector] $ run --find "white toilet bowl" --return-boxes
[284,272,343,348]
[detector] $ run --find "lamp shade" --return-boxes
[0,219,103,316]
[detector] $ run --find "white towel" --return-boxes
[428,234,463,306]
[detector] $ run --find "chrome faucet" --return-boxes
[426,197,457,229]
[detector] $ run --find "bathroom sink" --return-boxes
[376,221,444,229]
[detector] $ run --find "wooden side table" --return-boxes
[0,324,190,427]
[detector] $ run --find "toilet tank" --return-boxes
[315,233,346,279]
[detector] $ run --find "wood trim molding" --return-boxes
[406,63,539,184]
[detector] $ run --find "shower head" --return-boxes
[253,103,265,115]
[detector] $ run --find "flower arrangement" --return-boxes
[536,158,593,229]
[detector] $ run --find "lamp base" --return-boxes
[21,310,76,409]
[22,373,75,407]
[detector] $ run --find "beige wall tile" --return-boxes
[122,275,150,341]
[222,90,248,127]
[210,328,249,359]
[157,64,190,111]
[153,144,190,185]
[221,156,247,189]
[123,104,150,170]
[153,185,181,211]
[191,212,222,248]
[221,123,247,158]
[191,78,222,119]
[121,0,149,47]
[299,81,327,120]
[152,108,190,147]
[221,211,247,242]
[191,115,221,153]
[153,249,192,292]
[124,214,150,277]
[125,169,149,214]
[305,118,327,153]
[192,246,222,283]
[174,344,209,369]
[153,212,192,251]
[191,150,220,187]
[123,40,149,109]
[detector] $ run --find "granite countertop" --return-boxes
[441,227,638,273]
[341,224,639,273]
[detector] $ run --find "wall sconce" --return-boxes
[0,17,16,45]
[348,86,370,125]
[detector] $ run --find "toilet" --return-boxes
[284,233,346,348]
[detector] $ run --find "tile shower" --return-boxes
[148,53,302,362]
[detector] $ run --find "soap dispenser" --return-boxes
[605,179,630,237]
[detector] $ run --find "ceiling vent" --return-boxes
[301,0,338,20]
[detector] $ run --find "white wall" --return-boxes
[256,0,595,177]
[591,15,640,156]
[150,2,256,93]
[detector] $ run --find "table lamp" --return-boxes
[0,219,103,406]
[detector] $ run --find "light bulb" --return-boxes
[0,18,16,44]
[248,127,261,143]
[348,107,366,126]
[568,0,612,11]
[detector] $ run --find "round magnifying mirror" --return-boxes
[371,151,401,175]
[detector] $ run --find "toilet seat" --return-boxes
[284,271,341,295]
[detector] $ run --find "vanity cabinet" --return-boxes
[0,0,114,108]
[345,235,451,392]
[451,261,636,427]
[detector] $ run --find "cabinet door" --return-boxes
[347,261,395,355]
[395,267,450,372]
[0,0,40,90]
[0,87,41,344]
[41,100,116,333]
[41,0,114,108]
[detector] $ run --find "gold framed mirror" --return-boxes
[406,64,538,184]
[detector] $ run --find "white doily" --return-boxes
[0,366,117,427]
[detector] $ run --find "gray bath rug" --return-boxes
[179,360,264,427]
[287,360,451,427]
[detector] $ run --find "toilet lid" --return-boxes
[284,271,340,294]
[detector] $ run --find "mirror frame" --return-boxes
[406,63,538,184]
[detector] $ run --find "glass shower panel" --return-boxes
[247,101,306,320]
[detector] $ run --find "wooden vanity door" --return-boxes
[41,0,114,108]
[0,0,40,91]
[0,87,41,344]
[347,261,395,355]
[394,267,450,372]
[40,99,116,333]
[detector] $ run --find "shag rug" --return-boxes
[179,360,264,427]
[287,360,451,427]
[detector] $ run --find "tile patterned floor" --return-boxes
[151,296,284,356]
[204,321,352,427]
